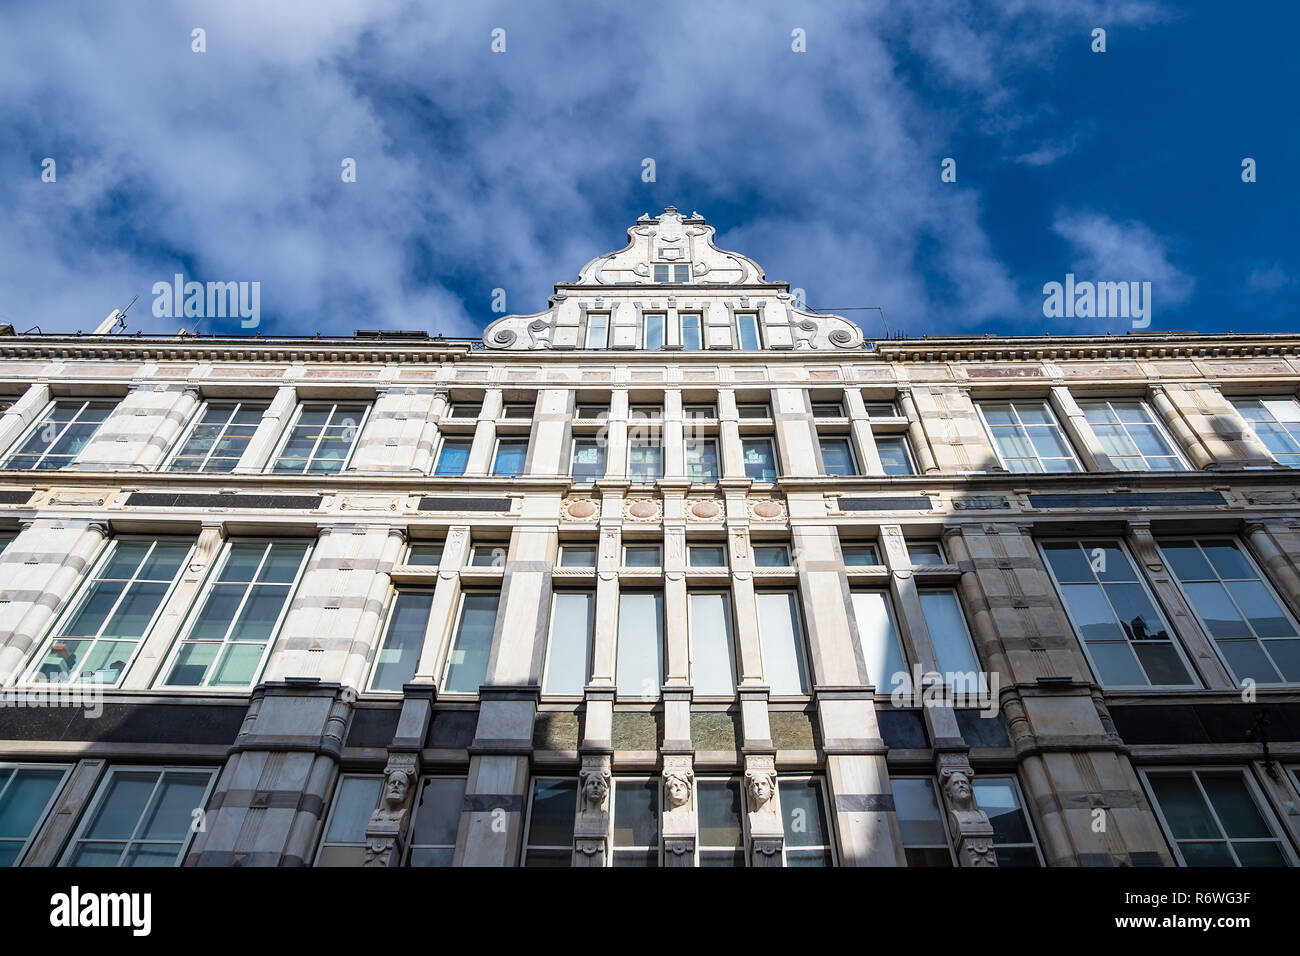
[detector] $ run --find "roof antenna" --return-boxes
[92,294,139,335]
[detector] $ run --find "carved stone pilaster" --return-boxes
[743,754,783,866]
[661,754,696,866]
[572,754,611,867]
[363,753,418,867]
[936,753,996,867]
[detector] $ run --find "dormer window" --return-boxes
[642,313,666,350]
[653,264,692,284]
[584,313,610,349]
[735,314,761,350]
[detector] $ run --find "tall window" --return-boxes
[875,435,916,475]
[1143,769,1294,867]
[1233,397,1300,467]
[680,314,702,350]
[62,767,216,867]
[616,591,664,698]
[780,776,834,866]
[522,778,577,866]
[978,400,1080,473]
[972,776,1042,866]
[406,777,467,866]
[269,402,368,474]
[570,438,606,479]
[611,777,660,867]
[1081,400,1186,471]
[653,264,691,283]
[543,591,594,696]
[850,591,908,692]
[642,313,665,350]
[434,437,472,476]
[442,592,500,694]
[628,437,663,482]
[584,314,610,349]
[688,592,735,696]
[685,439,719,482]
[0,765,70,867]
[167,400,267,472]
[316,774,383,866]
[742,438,777,481]
[2,399,115,470]
[756,592,809,695]
[1039,539,1196,688]
[819,437,858,477]
[1159,537,1300,684]
[26,538,194,686]
[697,778,745,866]
[735,314,761,350]
[893,778,954,866]
[161,540,311,688]
[369,591,434,692]
[492,439,528,477]
[918,590,983,686]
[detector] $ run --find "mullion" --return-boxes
[122,771,169,858]
[1190,539,1288,681]
[1189,771,1241,866]
[65,540,157,681]
[197,403,240,470]
[190,543,270,686]
[302,403,338,471]
[32,400,89,468]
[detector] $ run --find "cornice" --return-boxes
[874,333,1300,364]
[0,336,476,364]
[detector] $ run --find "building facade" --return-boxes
[1,207,1300,868]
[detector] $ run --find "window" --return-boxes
[406,543,443,566]
[685,440,719,482]
[1143,769,1294,867]
[441,592,500,694]
[522,778,577,866]
[697,779,745,866]
[616,591,663,698]
[269,402,368,475]
[629,404,663,420]
[756,592,809,695]
[1040,540,1196,688]
[369,591,433,692]
[167,400,267,473]
[610,777,659,867]
[780,776,834,866]
[316,774,382,866]
[1159,537,1300,684]
[0,765,70,866]
[683,403,716,420]
[688,544,726,567]
[406,777,467,866]
[863,402,899,418]
[812,402,845,418]
[433,437,472,476]
[742,437,778,481]
[642,313,665,350]
[907,542,946,566]
[842,543,880,566]
[584,314,610,349]
[492,438,528,477]
[978,400,1080,473]
[819,437,858,477]
[623,545,661,568]
[680,314,702,351]
[162,540,311,688]
[876,435,915,476]
[543,591,594,696]
[570,438,606,480]
[753,545,790,567]
[62,767,216,867]
[1233,397,1300,467]
[448,401,481,419]
[1080,400,1186,471]
[628,438,663,482]
[653,264,692,284]
[735,314,761,350]
[575,403,608,420]
[2,399,115,470]
[738,403,772,419]
[501,402,534,420]
[972,776,1042,866]
[850,591,908,692]
[893,779,954,866]
[467,544,507,567]
[26,537,193,686]
[558,544,597,568]
[688,592,735,696]
[0,533,12,555]
[918,590,983,687]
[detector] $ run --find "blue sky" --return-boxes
[1,0,1295,340]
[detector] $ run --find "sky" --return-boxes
[1,0,1296,341]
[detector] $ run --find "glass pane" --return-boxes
[688,546,725,567]
[1160,540,1215,581]
[372,592,434,691]
[1226,581,1295,638]
[406,545,444,566]
[842,545,879,566]
[434,441,471,476]
[138,773,211,841]
[443,594,500,694]
[229,586,289,642]
[86,772,157,839]
[526,780,576,847]
[893,779,948,848]
[1185,582,1252,638]
[408,778,466,851]
[612,779,659,848]
[753,546,789,567]
[907,543,944,566]
[543,592,594,696]
[558,546,597,568]
[1148,774,1218,840]
[1200,774,1271,839]
[877,437,914,475]
[616,592,663,697]
[103,582,168,639]
[851,591,907,691]
[1105,583,1169,642]
[260,544,308,584]
[62,581,126,637]
[781,778,829,848]
[122,843,183,867]
[756,592,808,695]
[623,546,660,568]
[218,545,265,583]
[0,770,65,842]
[919,591,979,678]
[972,779,1032,845]
[689,592,735,696]
[325,777,382,844]
[209,641,265,686]
[697,780,743,848]
[66,843,125,867]
[165,642,219,686]
[820,439,856,476]
[1202,541,1255,580]
[1089,641,1148,686]
[1059,584,1126,642]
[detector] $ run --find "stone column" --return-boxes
[897,387,939,474]
[186,680,352,866]
[1049,385,1113,472]
[772,387,819,478]
[339,527,408,690]
[234,385,297,473]
[412,388,449,474]
[717,387,746,480]
[844,388,886,475]
[605,389,629,481]
[411,526,470,684]
[348,387,443,473]
[527,389,569,477]
[663,388,684,480]
[573,755,612,866]
[465,389,502,476]
[0,382,51,457]
[1148,385,1213,469]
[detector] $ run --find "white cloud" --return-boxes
[1051,208,1193,306]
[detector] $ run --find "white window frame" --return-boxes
[1,398,117,471]
[266,400,371,475]
[568,437,606,480]
[734,313,761,351]
[975,399,1082,474]
[875,433,917,476]
[614,588,665,699]
[155,538,312,690]
[622,544,662,568]
[584,314,610,349]
[1079,398,1189,472]
[850,588,910,693]
[641,313,666,350]
[1232,396,1300,467]
[557,543,597,568]
[491,437,528,477]
[679,313,703,351]
[917,588,986,691]
[432,435,473,477]
[652,263,692,284]
[0,763,72,867]
[818,435,859,477]
[439,589,501,695]
[627,437,664,483]
[163,398,269,473]
[684,438,719,482]
[742,436,778,481]
[755,590,811,697]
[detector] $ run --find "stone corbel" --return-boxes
[937,754,996,867]
[661,755,696,867]
[573,754,611,867]
[743,754,783,866]
[363,753,418,867]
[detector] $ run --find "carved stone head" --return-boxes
[383,768,412,808]
[745,770,776,812]
[663,769,693,809]
[580,768,610,812]
[942,769,974,811]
